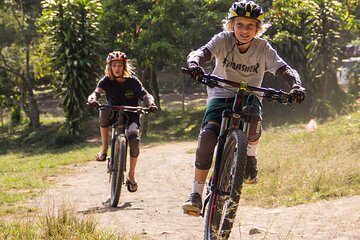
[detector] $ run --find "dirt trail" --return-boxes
[27,141,360,240]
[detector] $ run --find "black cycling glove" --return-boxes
[188,62,205,81]
[290,85,305,103]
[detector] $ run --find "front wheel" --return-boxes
[204,129,248,240]
[110,134,127,207]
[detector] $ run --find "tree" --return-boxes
[40,0,102,135]
[0,69,20,127]
[306,0,354,118]
[0,1,41,127]
[99,1,231,106]
[265,0,358,118]
[100,0,160,108]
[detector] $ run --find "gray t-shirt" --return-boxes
[189,31,286,101]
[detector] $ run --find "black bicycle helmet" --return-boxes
[228,1,264,21]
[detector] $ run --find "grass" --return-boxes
[0,206,139,239]
[0,144,99,216]
[142,107,205,142]
[0,106,359,237]
[242,111,360,207]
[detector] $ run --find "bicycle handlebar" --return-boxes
[87,101,152,114]
[181,67,295,104]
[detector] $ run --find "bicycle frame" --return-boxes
[201,85,251,217]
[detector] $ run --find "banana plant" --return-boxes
[40,0,102,135]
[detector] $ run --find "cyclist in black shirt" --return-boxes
[88,51,157,192]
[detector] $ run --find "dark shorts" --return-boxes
[202,93,263,128]
[99,107,140,128]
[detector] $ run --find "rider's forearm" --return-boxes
[142,94,155,106]
[275,65,302,88]
[187,47,212,66]
[89,87,103,101]
[95,87,104,98]
[93,91,100,100]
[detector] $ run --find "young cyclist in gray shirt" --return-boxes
[182,0,305,216]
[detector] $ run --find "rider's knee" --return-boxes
[128,132,140,158]
[195,123,220,170]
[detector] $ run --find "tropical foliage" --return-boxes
[0,0,359,134]
[40,0,102,134]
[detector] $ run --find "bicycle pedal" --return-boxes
[183,209,200,217]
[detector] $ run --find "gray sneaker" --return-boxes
[182,193,202,216]
[244,156,258,184]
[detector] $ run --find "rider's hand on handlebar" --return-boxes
[188,63,205,81]
[87,94,96,103]
[290,84,305,103]
[149,103,158,113]
[88,91,100,103]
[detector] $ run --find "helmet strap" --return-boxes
[232,32,254,46]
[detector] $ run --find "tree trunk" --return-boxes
[138,69,149,137]
[138,67,161,138]
[139,68,151,94]
[0,107,3,130]
[20,81,40,128]
[26,90,40,128]
[149,69,161,110]
[24,44,40,128]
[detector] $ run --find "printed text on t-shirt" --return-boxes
[223,58,259,74]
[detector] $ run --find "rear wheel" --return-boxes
[204,129,247,239]
[110,135,127,207]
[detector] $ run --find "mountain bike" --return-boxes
[89,102,151,207]
[182,68,301,239]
